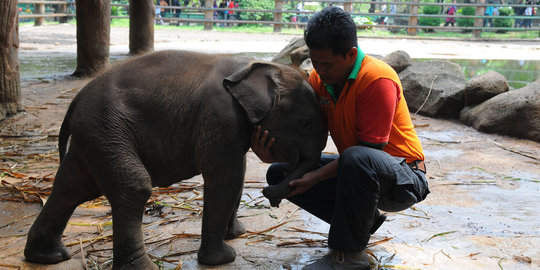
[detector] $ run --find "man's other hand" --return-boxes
[250,125,277,163]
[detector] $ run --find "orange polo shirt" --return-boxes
[309,52,424,163]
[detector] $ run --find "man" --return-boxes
[483,0,494,27]
[513,0,524,28]
[252,6,429,270]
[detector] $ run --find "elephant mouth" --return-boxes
[270,136,300,170]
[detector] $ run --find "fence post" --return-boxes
[344,2,352,13]
[274,0,283,33]
[204,0,213,30]
[34,2,45,26]
[408,0,419,35]
[474,0,485,38]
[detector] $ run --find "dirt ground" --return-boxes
[0,24,539,270]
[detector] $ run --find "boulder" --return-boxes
[460,79,540,142]
[272,37,306,65]
[464,71,509,106]
[298,58,313,78]
[382,50,412,73]
[290,45,309,67]
[399,60,466,119]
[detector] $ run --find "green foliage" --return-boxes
[419,5,442,27]
[422,5,440,15]
[498,7,512,16]
[111,0,129,16]
[457,6,475,27]
[493,7,513,32]
[353,16,374,26]
[238,0,274,21]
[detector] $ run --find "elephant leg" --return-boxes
[98,158,157,270]
[25,149,101,264]
[225,187,246,240]
[197,156,246,265]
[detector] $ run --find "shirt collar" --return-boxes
[348,47,365,80]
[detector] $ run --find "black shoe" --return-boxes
[303,249,370,270]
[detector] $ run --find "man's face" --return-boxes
[309,47,357,86]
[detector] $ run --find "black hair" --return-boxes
[304,6,358,57]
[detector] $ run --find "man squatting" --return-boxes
[252,6,430,270]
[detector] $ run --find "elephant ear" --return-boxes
[223,62,280,124]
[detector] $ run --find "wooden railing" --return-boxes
[18,0,75,25]
[18,0,540,38]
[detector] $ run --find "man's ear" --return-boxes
[223,62,280,124]
[346,47,358,63]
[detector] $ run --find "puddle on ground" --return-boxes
[19,53,129,80]
[417,130,468,143]
[444,170,492,182]
[464,181,538,236]
[424,148,463,160]
[509,170,540,182]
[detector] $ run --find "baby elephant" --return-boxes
[24,50,326,269]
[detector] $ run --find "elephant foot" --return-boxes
[225,218,246,239]
[114,254,158,270]
[262,185,290,207]
[197,241,236,265]
[24,240,71,264]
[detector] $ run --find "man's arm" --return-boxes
[287,158,338,197]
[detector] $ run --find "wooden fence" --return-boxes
[17,0,540,38]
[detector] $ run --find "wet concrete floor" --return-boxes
[1,25,539,269]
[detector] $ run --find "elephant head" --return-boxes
[223,61,326,207]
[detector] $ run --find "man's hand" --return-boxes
[250,125,277,163]
[286,172,319,198]
[286,158,339,198]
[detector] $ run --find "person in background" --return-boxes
[227,0,236,25]
[155,0,164,25]
[378,3,387,24]
[218,0,227,27]
[252,6,429,270]
[388,3,397,25]
[513,0,525,28]
[444,0,457,27]
[523,0,533,28]
[213,0,219,22]
[484,0,494,27]
[172,0,181,26]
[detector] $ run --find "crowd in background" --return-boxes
[143,0,538,29]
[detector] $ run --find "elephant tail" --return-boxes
[58,100,76,162]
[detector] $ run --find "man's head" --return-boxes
[304,7,359,87]
[304,6,358,57]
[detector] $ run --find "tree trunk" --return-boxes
[0,0,23,120]
[73,0,110,77]
[129,0,154,55]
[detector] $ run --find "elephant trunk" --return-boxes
[262,158,319,207]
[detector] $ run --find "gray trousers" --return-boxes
[266,146,429,251]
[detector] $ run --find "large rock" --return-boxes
[290,45,309,67]
[399,60,467,119]
[460,79,540,142]
[464,71,509,106]
[272,37,306,65]
[382,50,412,73]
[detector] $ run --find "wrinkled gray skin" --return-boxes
[24,50,326,269]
